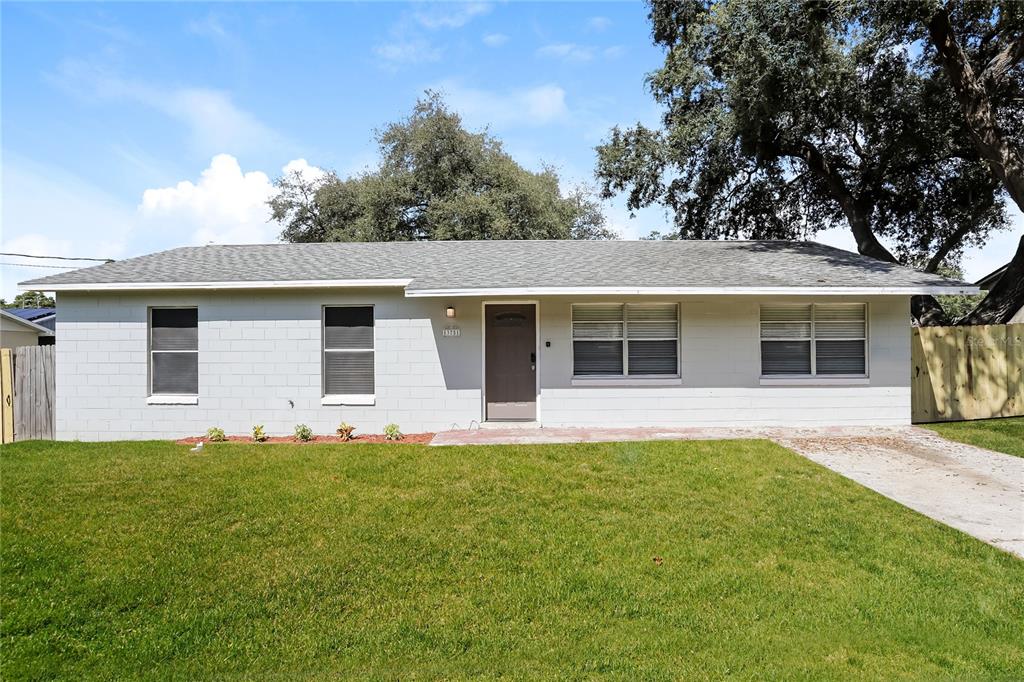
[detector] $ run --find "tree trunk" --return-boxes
[960,235,1024,325]
[927,10,1024,214]
[926,11,1024,325]
[913,295,952,327]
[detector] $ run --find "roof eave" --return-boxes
[18,278,413,292]
[403,285,980,297]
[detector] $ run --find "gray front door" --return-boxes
[485,304,537,421]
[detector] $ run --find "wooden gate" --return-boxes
[0,345,56,442]
[912,324,1023,423]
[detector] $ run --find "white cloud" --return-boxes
[374,39,443,66]
[139,154,331,246]
[482,32,509,47]
[140,154,279,245]
[374,2,490,69]
[282,158,329,183]
[50,59,285,157]
[437,80,569,128]
[536,43,595,63]
[603,45,626,59]
[586,16,613,32]
[414,3,491,29]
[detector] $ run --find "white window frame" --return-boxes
[147,306,199,404]
[321,305,375,406]
[758,302,869,382]
[570,302,681,381]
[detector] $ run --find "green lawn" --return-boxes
[2,440,1022,680]
[922,417,1024,458]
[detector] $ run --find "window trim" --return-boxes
[321,304,376,403]
[758,302,869,381]
[570,302,681,380]
[148,306,199,399]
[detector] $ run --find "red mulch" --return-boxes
[176,432,434,445]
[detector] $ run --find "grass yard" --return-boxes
[921,416,1024,458]
[3,439,1023,680]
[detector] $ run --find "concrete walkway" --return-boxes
[431,425,1024,558]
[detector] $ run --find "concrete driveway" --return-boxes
[774,427,1023,559]
[432,425,1024,558]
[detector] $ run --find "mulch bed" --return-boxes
[176,433,435,445]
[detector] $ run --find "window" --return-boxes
[323,306,374,396]
[572,303,678,377]
[760,303,866,376]
[150,308,198,395]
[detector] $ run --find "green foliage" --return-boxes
[293,424,313,442]
[205,427,226,443]
[271,92,615,243]
[336,422,356,442]
[383,423,403,441]
[596,0,1009,276]
[1,291,55,309]
[3,439,1023,677]
[251,425,267,443]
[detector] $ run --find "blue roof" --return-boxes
[6,307,55,321]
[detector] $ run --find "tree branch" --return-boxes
[928,8,1024,212]
[789,140,899,264]
[924,221,974,273]
[982,32,1024,83]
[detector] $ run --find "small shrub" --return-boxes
[336,422,356,441]
[294,424,314,442]
[205,426,226,442]
[383,423,403,441]
[251,424,267,443]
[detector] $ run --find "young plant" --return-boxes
[383,423,403,441]
[294,424,313,442]
[251,424,267,443]
[336,422,356,442]
[205,426,226,442]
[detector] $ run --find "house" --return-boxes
[6,307,57,334]
[19,240,975,441]
[975,263,1023,323]
[1,309,54,348]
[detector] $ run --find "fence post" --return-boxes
[1,348,12,443]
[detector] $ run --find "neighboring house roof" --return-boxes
[6,307,54,321]
[18,240,977,296]
[6,307,55,332]
[974,263,1008,290]
[0,309,53,335]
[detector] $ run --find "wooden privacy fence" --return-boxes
[912,324,1023,423]
[0,345,55,443]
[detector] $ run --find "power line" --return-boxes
[0,252,113,262]
[0,262,77,269]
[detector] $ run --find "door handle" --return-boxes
[530,352,536,371]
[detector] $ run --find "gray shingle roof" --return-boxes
[19,240,975,294]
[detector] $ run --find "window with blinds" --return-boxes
[760,303,866,376]
[150,308,198,395]
[324,306,374,396]
[572,303,678,377]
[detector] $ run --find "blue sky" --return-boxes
[1,1,1018,299]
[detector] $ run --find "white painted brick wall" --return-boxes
[537,295,911,426]
[56,290,483,440]
[56,292,912,440]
